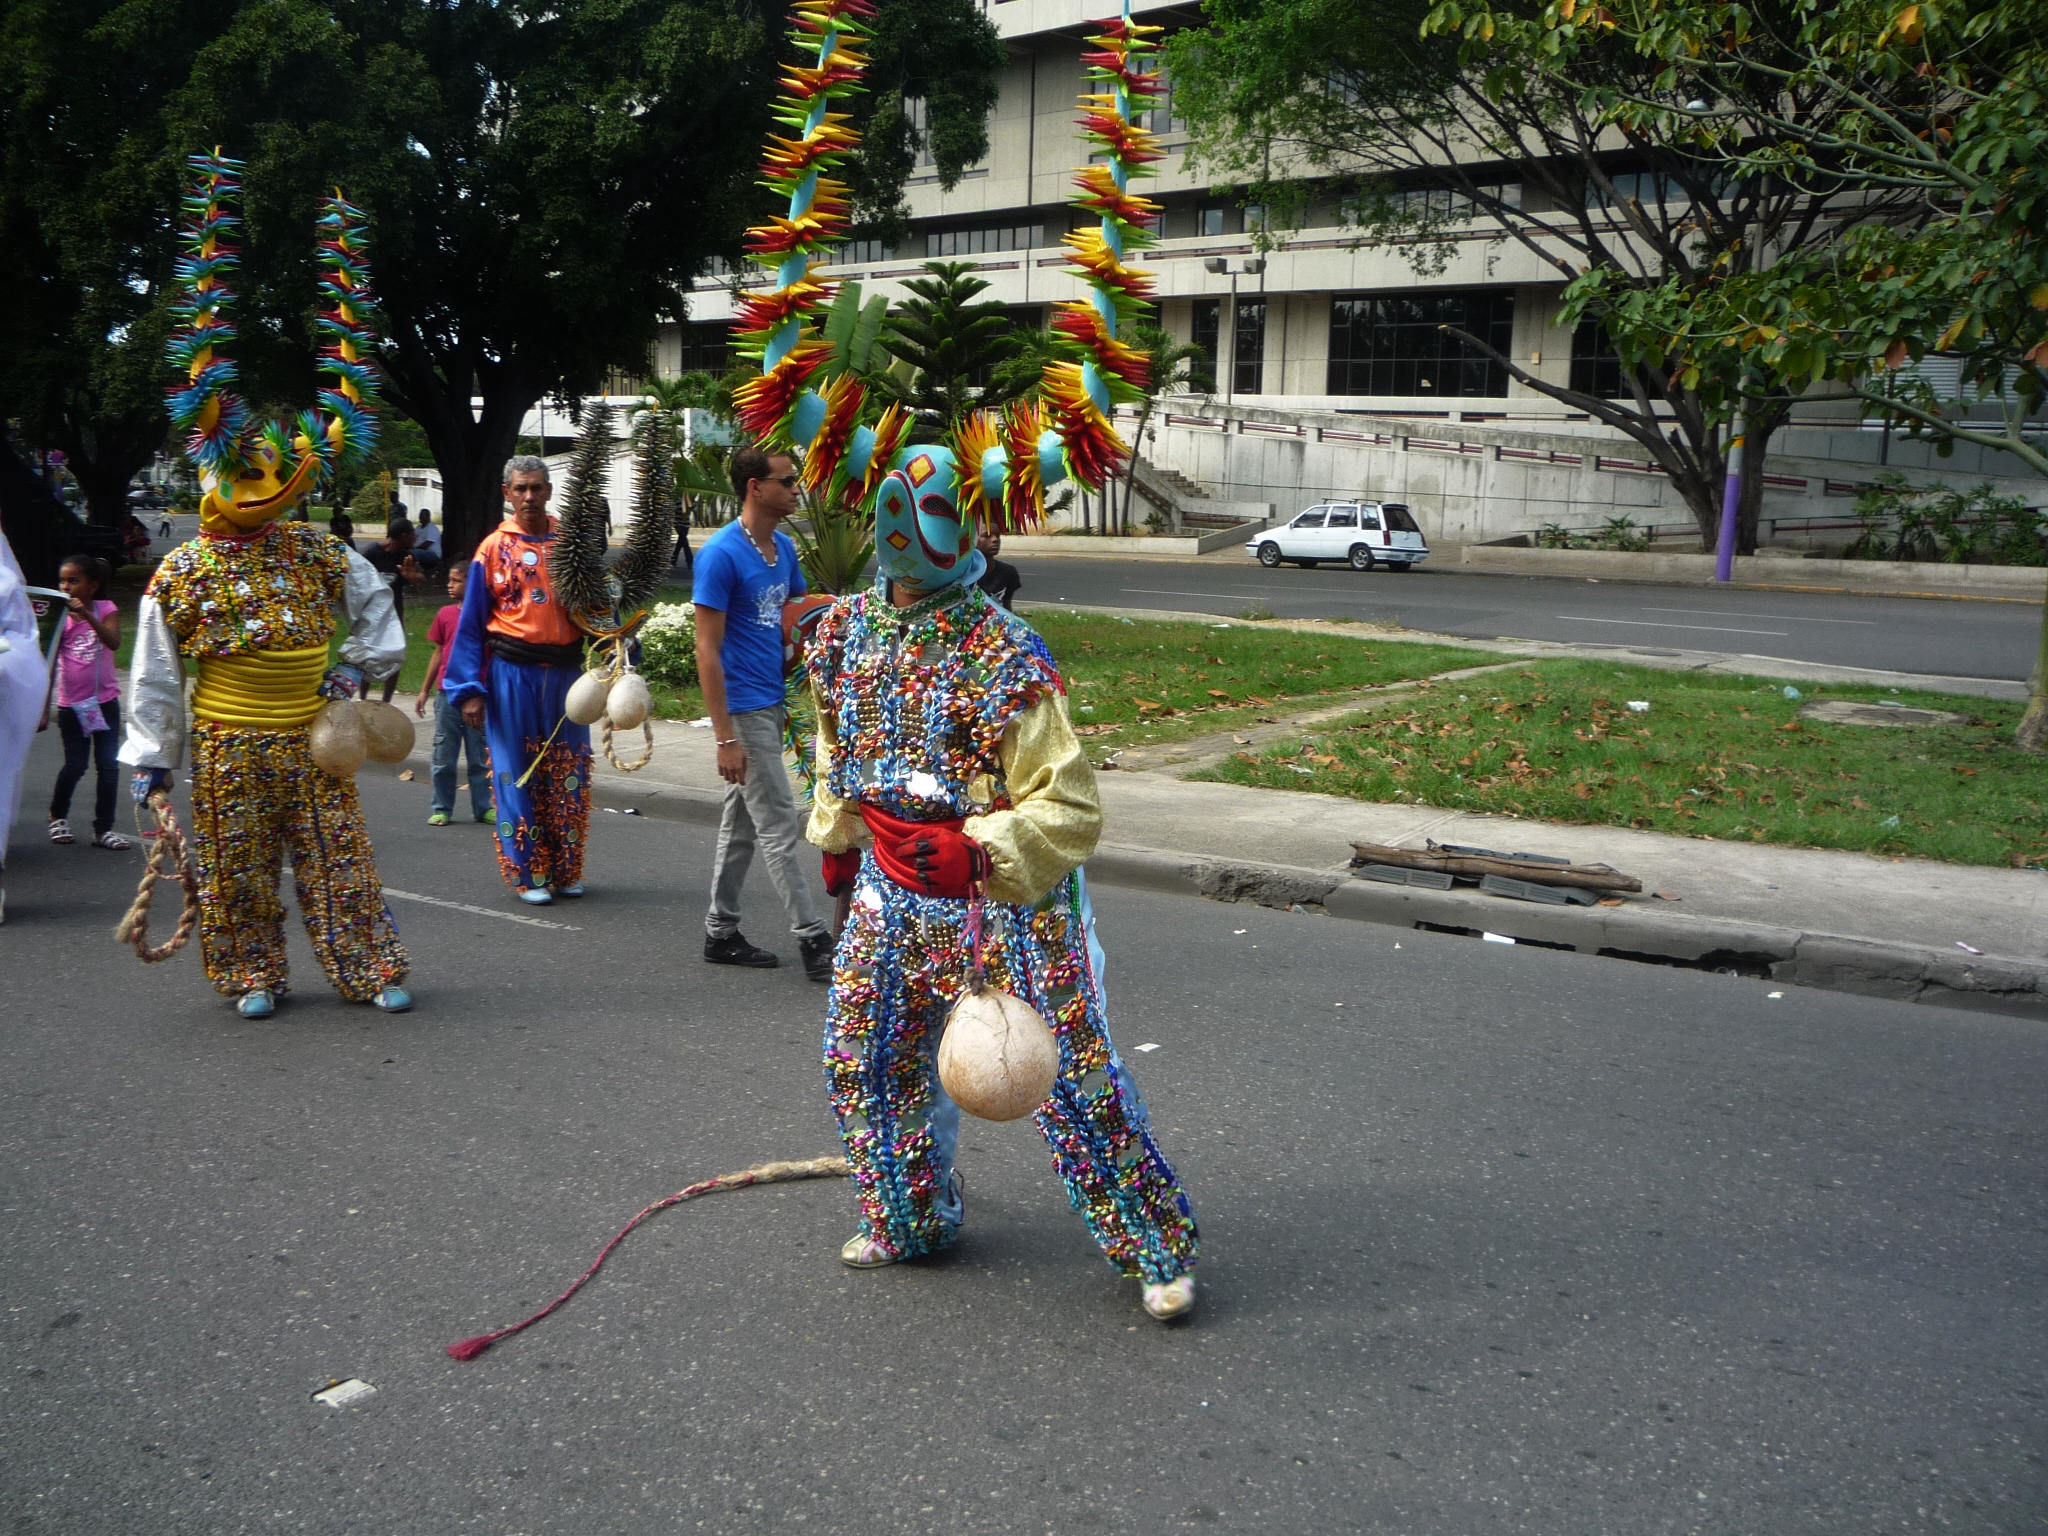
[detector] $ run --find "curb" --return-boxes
[382,752,2046,1022]
[1086,845,2048,1022]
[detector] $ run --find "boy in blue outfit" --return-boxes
[692,445,834,981]
[418,563,492,827]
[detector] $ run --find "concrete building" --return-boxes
[653,0,2046,542]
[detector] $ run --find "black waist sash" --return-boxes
[487,633,584,669]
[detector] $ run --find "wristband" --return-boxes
[716,737,740,746]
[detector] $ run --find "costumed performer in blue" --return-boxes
[736,0,1198,1320]
[440,457,592,906]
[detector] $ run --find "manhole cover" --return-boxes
[1798,699,1968,728]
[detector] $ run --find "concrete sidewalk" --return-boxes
[384,692,2048,1019]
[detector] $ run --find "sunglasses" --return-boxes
[760,474,800,489]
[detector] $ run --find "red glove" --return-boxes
[822,848,862,897]
[859,804,990,899]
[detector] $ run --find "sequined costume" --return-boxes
[804,583,1198,1282]
[440,518,592,895]
[119,151,409,1007]
[122,520,409,999]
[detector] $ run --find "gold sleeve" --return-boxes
[963,691,1102,906]
[804,692,869,854]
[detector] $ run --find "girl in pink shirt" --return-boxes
[44,556,131,849]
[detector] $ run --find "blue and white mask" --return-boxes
[873,445,986,595]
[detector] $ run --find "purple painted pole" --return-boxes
[1713,412,1744,582]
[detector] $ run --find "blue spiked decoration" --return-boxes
[163,152,385,535]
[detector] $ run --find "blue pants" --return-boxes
[431,692,491,819]
[482,657,590,892]
[49,699,122,838]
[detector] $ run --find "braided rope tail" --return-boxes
[445,1154,850,1361]
[113,789,201,962]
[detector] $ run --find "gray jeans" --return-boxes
[705,704,827,940]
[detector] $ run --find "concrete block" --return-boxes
[1783,934,1926,1000]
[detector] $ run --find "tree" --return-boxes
[1509,0,2048,745]
[874,261,1033,439]
[0,0,1004,563]
[1119,323,1214,534]
[1165,0,1930,551]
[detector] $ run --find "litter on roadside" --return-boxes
[1482,932,1515,944]
[397,769,415,782]
[1956,941,1984,955]
[1626,700,1651,713]
[1350,839,1640,904]
[312,1378,376,1408]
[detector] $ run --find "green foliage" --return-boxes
[0,0,1004,556]
[1846,474,2047,565]
[1534,516,1650,551]
[788,502,877,596]
[636,601,699,688]
[875,261,1031,438]
[1198,662,2040,868]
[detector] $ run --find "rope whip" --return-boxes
[114,789,201,962]
[444,1154,849,1362]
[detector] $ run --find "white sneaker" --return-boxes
[1141,1274,1196,1321]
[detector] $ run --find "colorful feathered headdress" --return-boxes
[730,0,1162,578]
[165,150,383,537]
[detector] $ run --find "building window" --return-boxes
[829,238,889,266]
[1190,298,1220,382]
[1585,170,1693,209]
[1141,73,1183,136]
[672,323,730,378]
[924,223,1045,257]
[1383,182,1523,221]
[1326,290,1516,397]
[1569,319,1635,398]
[1233,299,1266,396]
[1198,206,1233,237]
[905,97,936,171]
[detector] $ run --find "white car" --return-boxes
[1245,501,1430,571]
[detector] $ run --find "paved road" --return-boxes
[1005,555,2039,682]
[4,751,2043,1533]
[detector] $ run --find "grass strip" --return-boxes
[1192,659,2043,869]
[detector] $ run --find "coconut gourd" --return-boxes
[358,701,416,763]
[565,669,611,726]
[606,673,652,731]
[309,700,368,778]
[937,984,1060,1121]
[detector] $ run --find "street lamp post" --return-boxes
[1204,255,1266,405]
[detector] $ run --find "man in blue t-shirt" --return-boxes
[693,445,834,980]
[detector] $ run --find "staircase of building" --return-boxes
[1126,456,1264,531]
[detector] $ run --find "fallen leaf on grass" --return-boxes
[1207,689,1231,699]
[1779,720,1803,732]
[1231,733,1252,744]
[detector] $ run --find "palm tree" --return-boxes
[1118,324,1213,535]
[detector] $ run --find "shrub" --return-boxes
[1847,475,2046,565]
[637,601,698,687]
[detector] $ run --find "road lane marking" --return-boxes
[1641,606,1877,626]
[1554,615,1790,636]
[1122,586,1274,599]
[383,887,582,931]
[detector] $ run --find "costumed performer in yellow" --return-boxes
[121,152,411,1017]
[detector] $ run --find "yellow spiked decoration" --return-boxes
[165,151,383,537]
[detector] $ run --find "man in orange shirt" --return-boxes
[441,457,590,905]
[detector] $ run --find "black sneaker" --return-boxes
[799,931,836,984]
[704,931,779,968]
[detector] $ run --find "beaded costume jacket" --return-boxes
[804,583,1101,906]
[121,521,404,770]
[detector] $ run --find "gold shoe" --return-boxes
[840,1233,900,1269]
[1141,1274,1196,1321]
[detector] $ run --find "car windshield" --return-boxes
[1383,503,1421,534]
[1292,510,1326,528]
[1326,507,1357,528]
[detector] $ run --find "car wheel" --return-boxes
[1348,544,1376,572]
[1257,542,1282,567]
